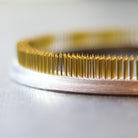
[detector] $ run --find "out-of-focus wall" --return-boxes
[0,1,138,59]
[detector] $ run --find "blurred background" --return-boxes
[1,0,138,138]
[1,0,138,58]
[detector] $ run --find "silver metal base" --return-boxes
[11,60,138,95]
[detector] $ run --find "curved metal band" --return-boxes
[12,30,138,95]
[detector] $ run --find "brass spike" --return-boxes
[39,51,42,72]
[117,56,122,79]
[73,55,77,77]
[76,54,80,77]
[64,53,67,76]
[33,51,36,70]
[25,51,27,68]
[29,49,32,70]
[72,53,75,76]
[36,53,39,72]
[137,56,138,80]
[32,51,35,70]
[90,54,94,79]
[79,54,83,77]
[111,56,116,79]
[51,52,54,75]
[30,52,32,69]
[46,52,49,73]
[48,52,51,74]
[41,51,44,73]
[99,56,105,79]
[55,53,59,75]
[99,56,102,79]
[130,56,134,80]
[28,51,31,69]
[95,55,99,79]
[59,53,63,76]
[103,55,105,79]
[30,50,33,70]
[86,54,89,78]
[106,55,111,79]
[68,53,72,77]
[44,52,47,73]
[124,56,128,80]
[83,55,86,78]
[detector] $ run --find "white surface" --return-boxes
[1,1,138,138]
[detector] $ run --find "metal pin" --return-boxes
[59,53,63,76]
[124,56,128,80]
[95,55,99,79]
[67,53,70,76]
[33,51,37,71]
[31,51,35,70]
[76,54,80,77]
[83,55,86,78]
[64,53,67,76]
[106,55,111,79]
[74,55,77,77]
[41,51,45,73]
[79,55,83,78]
[130,56,134,80]
[38,52,42,72]
[111,56,116,79]
[99,56,104,79]
[46,52,49,73]
[51,52,54,75]
[55,53,58,75]
[43,52,47,73]
[72,53,75,76]
[90,54,94,79]
[68,53,72,77]
[86,54,89,78]
[137,56,138,80]
[48,52,51,74]
[117,56,122,79]
[103,55,105,79]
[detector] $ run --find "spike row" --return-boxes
[17,47,138,80]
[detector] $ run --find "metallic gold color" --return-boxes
[137,56,138,80]
[76,54,80,77]
[95,55,99,79]
[79,55,83,77]
[51,52,54,75]
[99,56,105,79]
[72,54,75,76]
[86,54,89,78]
[90,54,94,78]
[17,39,138,81]
[44,52,47,73]
[48,53,51,74]
[124,56,128,80]
[106,55,111,79]
[41,52,44,73]
[117,56,122,79]
[72,54,77,77]
[64,53,67,76]
[59,53,63,76]
[83,55,86,78]
[111,56,116,79]
[55,53,58,75]
[68,53,72,77]
[130,56,134,80]
[102,55,105,79]
[74,55,77,77]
